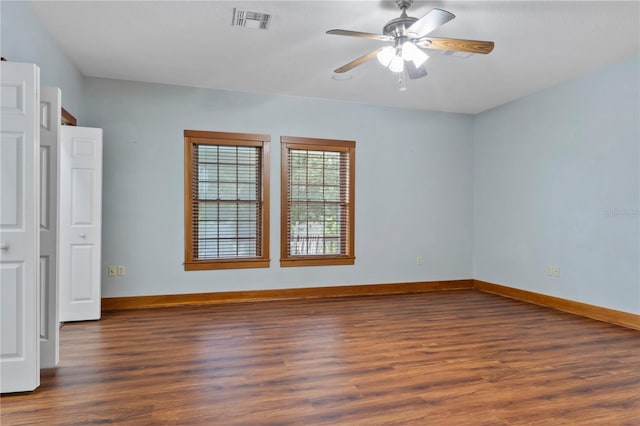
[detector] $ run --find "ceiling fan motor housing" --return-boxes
[382,15,418,38]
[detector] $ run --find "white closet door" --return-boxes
[0,62,41,392]
[39,87,61,368]
[59,127,102,322]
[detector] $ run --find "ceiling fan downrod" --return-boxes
[384,1,419,38]
[395,0,415,11]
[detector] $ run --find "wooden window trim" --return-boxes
[61,107,77,126]
[280,136,355,267]
[184,130,270,270]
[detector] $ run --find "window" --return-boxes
[184,130,270,270]
[280,136,355,267]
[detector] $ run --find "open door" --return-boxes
[0,62,41,392]
[39,87,61,368]
[59,126,102,322]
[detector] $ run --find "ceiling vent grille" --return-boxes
[232,8,271,30]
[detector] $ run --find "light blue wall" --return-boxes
[0,1,84,121]
[83,78,474,297]
[3,0,637,312]
[473,55,640,314]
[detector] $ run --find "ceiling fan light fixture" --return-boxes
[377,46,404,73]
[401,41,429,67]
[389,55,404,73]
[376,46,396,67]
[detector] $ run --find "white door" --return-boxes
[0,62,41,392]
[59,126,102,322]
[39,87,61,368]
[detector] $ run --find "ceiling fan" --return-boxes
[327,0,494,81]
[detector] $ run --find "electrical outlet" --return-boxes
[117,265,126,276]
[416,256,423,266]
[108,266,117,277]
[548,265,560,277]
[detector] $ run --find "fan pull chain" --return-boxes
[398,70,407,91]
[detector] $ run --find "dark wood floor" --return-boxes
[2,290,639,425]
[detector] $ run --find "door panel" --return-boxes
[59,127,102,322]
[1,262,24,357]
[0,62,40,393]
[71,168,95,225]
[39,256,49,338]
[0,133,23,227]
[40,146,50,229]
[39,86,61,368]
[70,244,94,301]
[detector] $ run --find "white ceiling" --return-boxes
[29,1,639,114]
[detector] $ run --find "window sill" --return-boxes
[185,258,270,271]
[280,256,355,267]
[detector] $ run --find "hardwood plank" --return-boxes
[101,280,474,310]
[2,291,638,425]
[474,279,640,330]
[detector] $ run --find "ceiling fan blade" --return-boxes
[405,61,428,80]
[333,47,385,73]
[417,37,495,54]
[406,8,455,38]
[327,29,394,42]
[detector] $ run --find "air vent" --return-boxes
[232,8,271,30]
